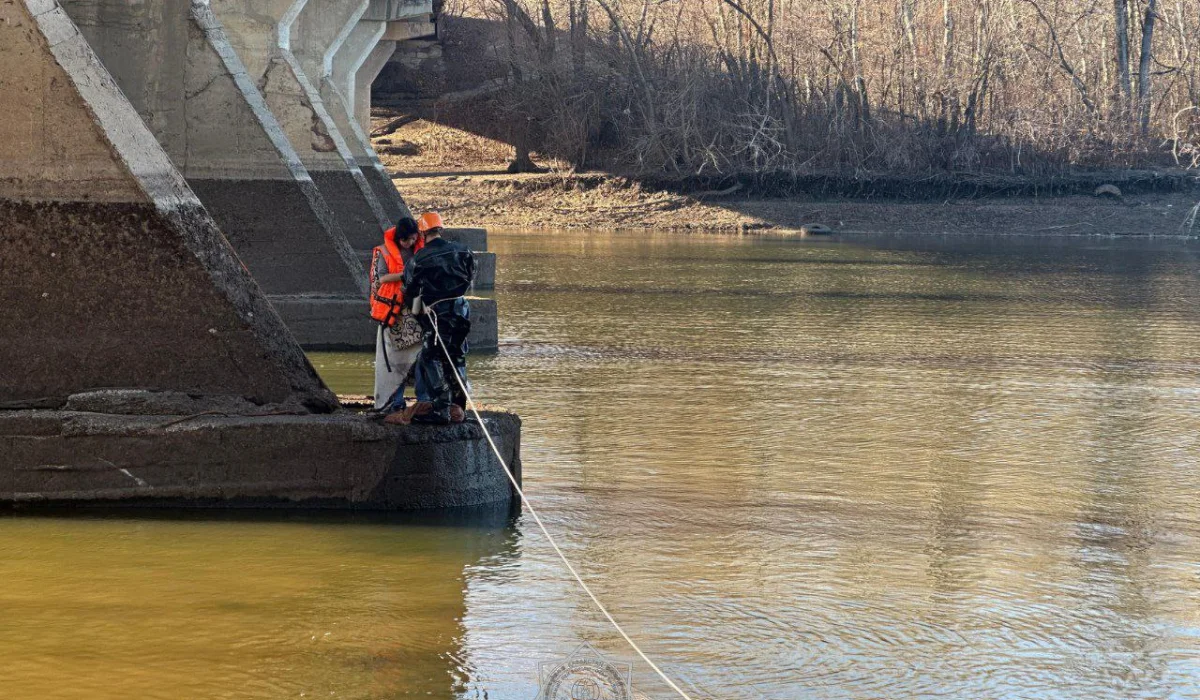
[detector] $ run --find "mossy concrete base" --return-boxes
[0,406,520,510]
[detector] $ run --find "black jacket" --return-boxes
[402,237,476,305]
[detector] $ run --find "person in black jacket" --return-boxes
[386,212,476,425]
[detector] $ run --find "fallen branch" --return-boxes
[691,183,743,199]
[370,115,419,138]
[430,78,509,106]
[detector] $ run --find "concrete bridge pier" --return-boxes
[333,1,439,213]
[212,0,391,252]
[0,0,519,509]
[355,37,399,134]
[314,14,411,224]
[58,0,372,350]
[0,0,334,409]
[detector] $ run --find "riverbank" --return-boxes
[393,171,1199,236]
[374,118,1200,236]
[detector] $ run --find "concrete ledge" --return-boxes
[0,408,521,510]
[472,252,496,290]
[269,295,498,352]
[467,296,498,351]
[269,294,374,351]
[442,227,488,251]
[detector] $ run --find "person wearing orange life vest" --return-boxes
[386,211,476,425]
[371,216,424,411]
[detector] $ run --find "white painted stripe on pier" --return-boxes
[324,1,371,79]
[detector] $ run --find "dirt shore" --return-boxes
[374,118,1200,236]
[392,171,1199,236]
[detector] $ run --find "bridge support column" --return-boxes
[60,0,373,349]
[357,38,400,135]
[293,4,410,225]
[0,0,333,408]
[1,1,519,511]
[212,0,391,252]
[330,21,410,222]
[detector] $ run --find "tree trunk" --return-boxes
[1137,0,1157,134]
[1115,0,1132,115]
[541,0,556,61]
[570,0,587,77]
[942,0,955,76]
[507,132,542,173]
[850,0,869,124]
[900,0,921,117]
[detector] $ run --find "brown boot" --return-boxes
[384,401,433,425]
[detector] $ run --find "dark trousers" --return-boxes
[414,298,471,422]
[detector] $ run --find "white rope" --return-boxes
[425,303,695,700]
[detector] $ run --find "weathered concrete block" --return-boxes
[0,413,64,438]
[1,410,520,510]
[375,37,446,97]
[268,294,375,351]
[0,438,11,501]
[442,227,488,251]
[467,297,498,352]
[268,295,498,352]
[62,390,260,416]
[472,251,496,290]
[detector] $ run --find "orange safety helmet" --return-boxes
[417,211,444,233]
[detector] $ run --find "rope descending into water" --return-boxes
[426,304,696,700]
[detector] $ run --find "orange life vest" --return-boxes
[369,228,422,327]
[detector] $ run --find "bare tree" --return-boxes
[1115,0,1133,113]
[1137,0,1158,133]
[457,0,1200,176]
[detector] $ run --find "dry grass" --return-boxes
[370,117,518,173]
[398,171,746,229]
[393,166,1198,235]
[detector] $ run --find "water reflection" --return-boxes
[0,508,520,700]
[454,232,1200,699]
[307,231,1200,698]
[5,231,1200,699]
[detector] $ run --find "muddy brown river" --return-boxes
[4,231,1200,699]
